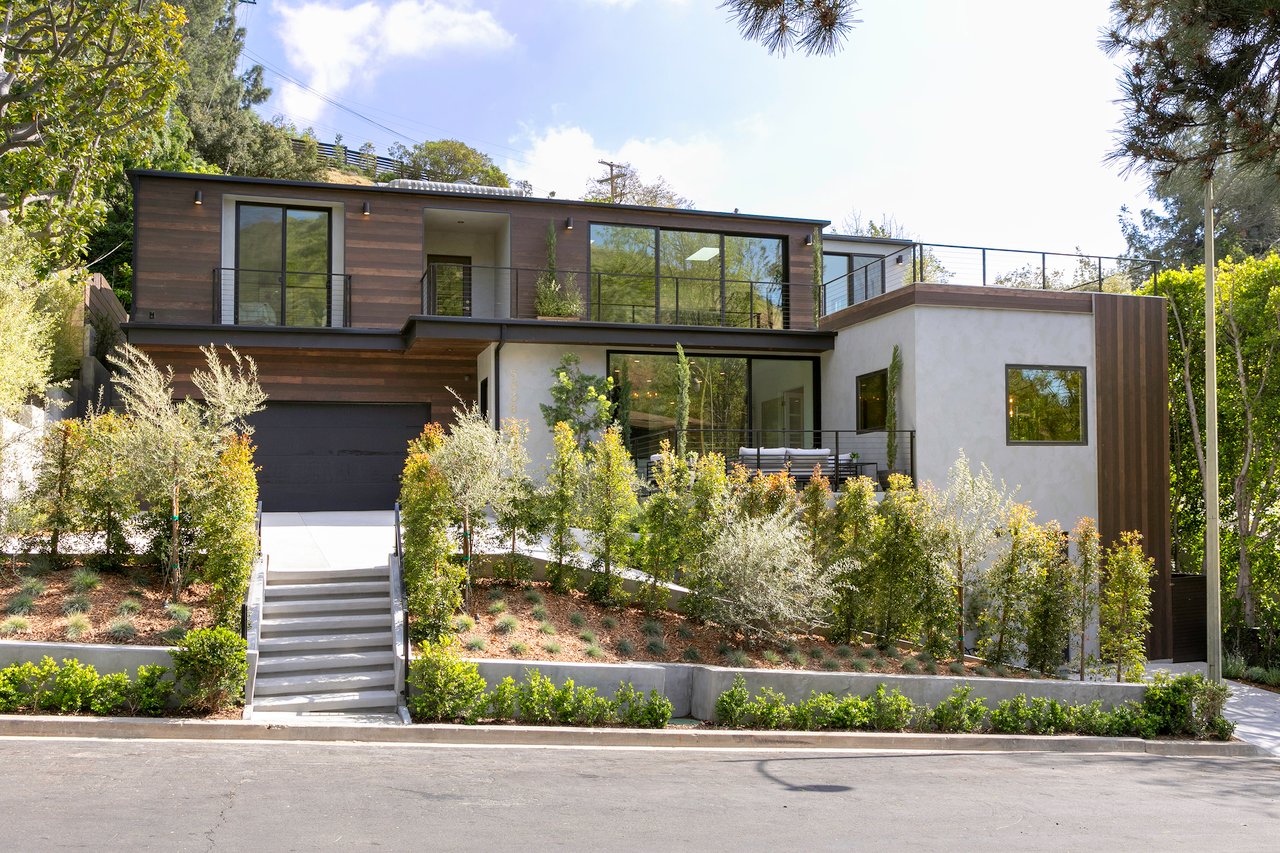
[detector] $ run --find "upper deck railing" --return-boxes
[819,243,1161,316]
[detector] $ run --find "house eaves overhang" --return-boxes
[125,318,836,355]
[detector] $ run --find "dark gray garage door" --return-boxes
[248,403,431,511]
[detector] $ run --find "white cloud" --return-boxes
[274,1,514,125]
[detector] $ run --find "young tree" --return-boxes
[399,424,463,643]
[634,441,693,611]
[978,502,1040,666]
[1100,532,1156,682]
[681,451,732,621]
[29,419,87,566]
[540,353,614,449]
[113,343,265,596]
[195,434,258,629]
[543,421,584,594]
[581,424,639,604]
[74,408,138,569]
[864,474,940,650]
[797,469,835,569]
[1023,521,1074,675]
[828,475,880,644]
[674,343,691,457]
[1067,517,1102,681]
[934,451,1016,660]
[430,404,527,609]
[0,0,186,265]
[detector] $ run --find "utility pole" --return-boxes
[596,160,625,203]
[1204,177,1222,683]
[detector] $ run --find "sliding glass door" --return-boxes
[236,203,332,326]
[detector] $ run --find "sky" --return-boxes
[237,0,1154,256]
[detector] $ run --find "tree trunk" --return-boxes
[169,478,181,599]
[955,545,965,661]
[462,508,472,612]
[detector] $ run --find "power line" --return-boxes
[595,160,626,203]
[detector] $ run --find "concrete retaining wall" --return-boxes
[466,658,1149,721]
[0,640,173,674]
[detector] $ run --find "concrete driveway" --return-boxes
[261,511,397,570]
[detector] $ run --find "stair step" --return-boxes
[258,631,394,654]
[257,651,396,674]
[251,689,399,714]
[254,669,395,697]
[265,580,391,600]
[262,597,391,617]
[267,566,389,585]
[260,614,391,636]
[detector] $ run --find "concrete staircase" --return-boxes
[253,566,398,715]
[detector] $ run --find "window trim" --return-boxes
[1004,363,1088,447]
[234,201,336,327]
[855,367,889,433]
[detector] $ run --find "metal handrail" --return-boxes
[394,500,408,696]
[212,267,353,328]
[241,499,264,640]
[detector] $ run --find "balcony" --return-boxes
[819,243,1161,317]
[213,268,352,327]
[420,262,805,329]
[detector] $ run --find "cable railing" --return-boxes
[818,243,1161,317]
[419,262,801,329]
[629,427,916,488]
[212,267,352,328]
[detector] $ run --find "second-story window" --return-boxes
[236,202,332,327]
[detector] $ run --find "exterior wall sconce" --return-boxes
[895,254,904,265]
[804,234,813,247]
[565,217,574,230]
[362,201,371,216]
[193,190,203,205]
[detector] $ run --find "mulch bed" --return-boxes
[0,562,212,646]
[456,578,1033,678]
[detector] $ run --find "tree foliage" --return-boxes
[0,0,186,266]
[399,423,464,643]
[581,424,638,604]
[1100,531,1155,682]
[543,421,584,593]
[196,434,258,628]
[0,226,54,417]
[720,0,858,57]
[582,162,693,208]
[1105,0,1280,180]
[540,353,614,449]
[386,138,512,187]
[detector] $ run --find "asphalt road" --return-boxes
[2,737,1276,851]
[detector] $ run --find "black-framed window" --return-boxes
[235,202,332,327]
[1006,365,1087,445]
[589,223,787,329]
[823,251,889,313]
[856,369,888,431]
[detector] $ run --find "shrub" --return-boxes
[869,685,917,732]
[615,638,635,656]
[600,615,618,631]
[159,625,186,644]
[165,602,192,624]
[835,645,853,659]
[1,616,30,634]
[196,436,258,629]
[531,605,548,621]
[90,672,131,715]
[106,617,137,641]
[715,675,751,727]
[949,661,966,675]
[746,687,792,729]
[127,665,172,716]
[494,615,518,634]
[681,646,701,662]
[975,665,994,677]
[542,640,562,654]
[5,593,34,615]
[1244,665,1268,683]
[508,641,528,656]
[820,659,841,671]
[487,676,518,721]
[538,621,556,635]
[70,568,101,594]
[640,619,663,637]
[790,692,838,731]
[1140,672,1233,739]
[406,639,486,723]
[582,426,639,605]
[117,599,142,616]
[64,613,91,640]
[1027,697,1071,735]
[544,424,584,594]
[645,637,667,657]
[488,600,507,615]
[62,594,91,615]
[578,630,597,644]
[829,694,873,730]
[465,637,486,652]
[569,612,587,628]
[454,614,476,633]
[1099,531,1154,682]
[615,682,672,728]
[51,659,100,712]
[516,670,557,724]
[1223,653,1247,680]
[169,627,247,713]
[858,645,877,659]
[586,644,605,660]
[400,424,465,644]
[787,650,807,668]
[990,695,1034,734]
[901,658,920,674]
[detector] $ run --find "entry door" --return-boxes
[427,254,472,316]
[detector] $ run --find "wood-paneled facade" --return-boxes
[130,171,822,331]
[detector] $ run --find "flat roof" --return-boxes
[128,170,830,227]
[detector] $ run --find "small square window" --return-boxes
[1006,365,1086,445]
[857,369,888,431]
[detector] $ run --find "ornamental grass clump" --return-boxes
[569,612,588,629]
[6,593,34,616]
[70,568,101,594]
[106,617,137,641]
[1,616,30,635]
[578,629,597,644]
[538,621,557,635]
[494,615,518,634]
[585,644,605,660]
[117,599,142,616]
[62,594,91,615]
[165,602,192,624]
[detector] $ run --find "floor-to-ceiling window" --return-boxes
[590,225,785,328]
[236,202,331,326]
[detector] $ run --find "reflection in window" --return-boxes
[589,224,656,324]
[1006,366,1086,444]
[236,203,331,327]
[823,252,851,314]
[857,370,887,431]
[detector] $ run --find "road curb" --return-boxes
[0,714,1265,757]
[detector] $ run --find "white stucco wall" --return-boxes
[424,230,501,318]
[496,343,608,472]
[821,302,1099,530]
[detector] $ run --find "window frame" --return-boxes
[234,200,336,328]
[1004,364,1088,446]
[855,368,889,433]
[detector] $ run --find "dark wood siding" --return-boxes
[1093,293,1173,659]
[1170,574,1208,663]
[132,174,819,331]
[134,344,484,414]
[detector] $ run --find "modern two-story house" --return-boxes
[124,170,1177,658]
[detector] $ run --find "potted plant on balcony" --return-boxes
[535,220,584,320]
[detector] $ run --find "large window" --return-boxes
[857,369,887,431]
[236,203,331,326]
[823,251,888,314]
[590,224,785,328]
[1006,365,1086,445]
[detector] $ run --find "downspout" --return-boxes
[493,325,506,425]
